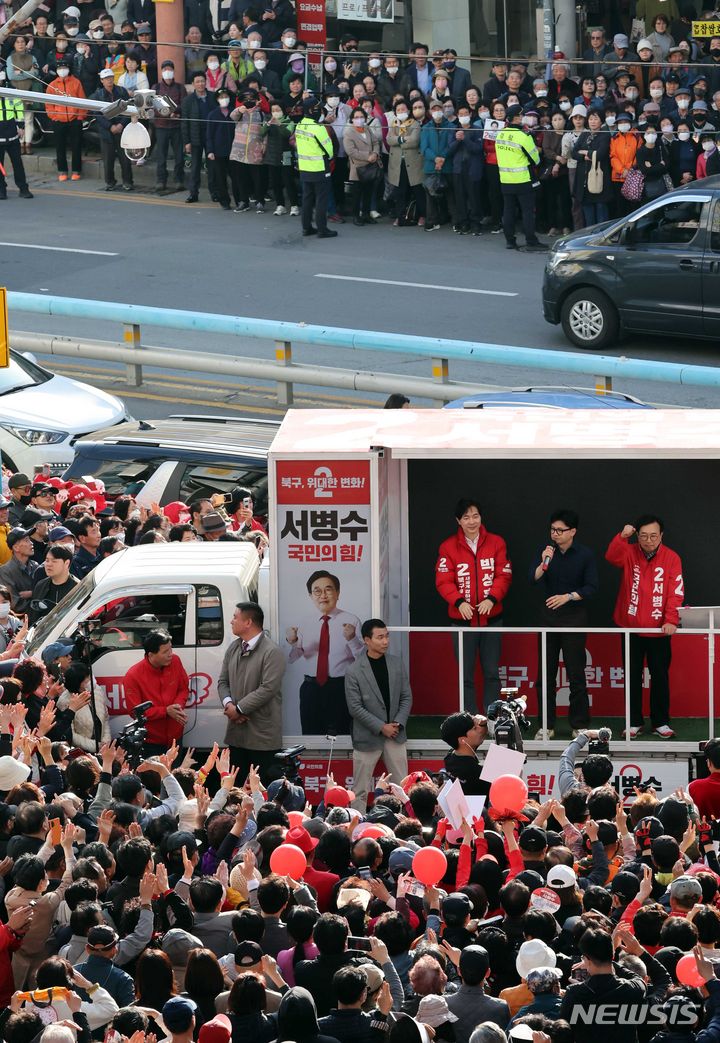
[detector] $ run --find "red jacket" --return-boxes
[688,773,720,820]
[606,533,684,633]
[0,922,21,1006]
[435,526,512,626]
[124,654,189,745]
[303,864,340,912]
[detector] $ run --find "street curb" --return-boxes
[24,148,208,189]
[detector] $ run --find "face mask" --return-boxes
[93,29,103,38]
[431,109,443,121]
[353,117,365,126]
[254,59,266,70]
[678,99,689,108]
[459,114,471,125]
[650,88,663,99]
[291,60,304,72]
[678,130,690,140]
[0,603,10,621]
[644,132,657,143]
[58,66,69,77]
[412,107,425,118]
[703,140,715,150]
[76,45,86,54]
[443,60,456,69]
[605,114,616,125]
[219,96,230,107]
[617,123,630,133]
[661,125,673,135]
[369,58,381,68]
[325,60,336,72]
[66,26,78,35]
[396,110,408,120]
[271,110,283,120]
[695,89,707,98]
[479,108,489,120]
[207,59,219,70]
[443,107,454,117]
[162,69,174,81]
[523,118,537,128]
[712,49,720,57]
[535,89,547,97]
[625,89,638,100]
[327,96,339,108]
[240,38,249,48]
[283,35,296,47]
[386,66,398,76]
[560,101,571,111]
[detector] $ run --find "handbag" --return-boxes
[621,167,645,201]
[358,160,383,184]
[587,151,604,195]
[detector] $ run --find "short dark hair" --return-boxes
[334,965,368,1005]
[63,661,90,694]
[500,880,530,918]
[192,71,206,81]
[236,601,264,628]
[257,875,290,914]
[112,773,143,803]
[587,785,619,820]
[660,916,698,950]
[306,570,339,594]
[384,394,410,408]
[115,836,152,877]
[705,738,720,769]
[76,515,99,539]
[361,618,386,640]
[412,42,429,53]
[16,800,47,835]
[228,973,267,1015]
[550,508,579,530]
[14,854,46,890]
[70,900,103,936]
[454,498,481,520]
[522,908,557,943]
[633,904,667,946]
[47,544,73,563]
[169,523,195,542]
[313,913,349,955]
[65,879,99,911]
[635,514,664,532]
[190,877,224,912]
[582,754,613,789]
[459,944,489,985]
[579,927,613,964]
[143,629,172,655]
[582,886,613,916]
[440,711,475,749]
[231,908,265,943]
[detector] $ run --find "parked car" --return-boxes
[63,414,279,516]
[542,178,720,350]
[444,386,650,409]
[0,350,129,476]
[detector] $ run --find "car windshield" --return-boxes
[25,571,96,655]
[0,352,53,397]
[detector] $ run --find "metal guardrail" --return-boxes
[8,291,720,406]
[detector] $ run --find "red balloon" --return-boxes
[359,825,385,839]
[412,847,448,887]
[676,954,706,988]
[288,811,305,828]
[270,843,307,880]
[489,774,528,814]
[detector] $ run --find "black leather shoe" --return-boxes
[302,227,317,236]
[317,230,338,238]
[185,194,198,203]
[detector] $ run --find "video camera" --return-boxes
[117,700,152,768]
[587,727,612,756]
[486,687,531,752]
[272,744,305,786]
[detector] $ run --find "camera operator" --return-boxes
[124,629,190,757]
[558,728,614,798]
[531,509,598,739]
[440,710,490,796]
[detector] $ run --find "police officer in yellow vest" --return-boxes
[495,104,545,251]
[0,72,33,200]
[295,95,338,239]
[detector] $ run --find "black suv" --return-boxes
[543,176,720,350]
[64,414,278,515]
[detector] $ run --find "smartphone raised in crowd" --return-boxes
[357,866,373,880]
[348,936,373,952]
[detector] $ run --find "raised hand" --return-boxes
[155,861,169,893]
[217,746,231,776]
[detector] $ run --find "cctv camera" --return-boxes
[120,119,151,163]
[130,88,157,117]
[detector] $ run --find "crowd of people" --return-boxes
[2,1,720,235]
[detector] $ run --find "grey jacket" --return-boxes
[447,985,510,1043]
[217,632,285,750]
[344,650,412,752]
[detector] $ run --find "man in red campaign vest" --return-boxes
[435,498,512,714]
[606,514,684,740]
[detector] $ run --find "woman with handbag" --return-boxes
[387,98,425,227]
[343,106,382,225]
[610,114,641,215]
[637,122,672,200]
[573,108,614,226]
[541,111,572,235]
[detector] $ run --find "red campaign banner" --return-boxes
[408,632,715,718]
[296,0,326,65]
[276,459,370,504]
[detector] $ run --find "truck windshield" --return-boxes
[25,572,96,656]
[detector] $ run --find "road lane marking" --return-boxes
[314,273,518,297]
[0,242,118,256]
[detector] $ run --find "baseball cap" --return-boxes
[31,483,55,496]
[611,871,641,902]
[508,1027,535,1042]
[571,104,588,118]
[519,826,547,853]
[637,38,653,51]
[41,640,76,666]
[284,825,318,854]
[7,526,35,548]
[516,939,557,979]
[506,103,523,119]
[546,864,577,889]
[0,496,10,510]
[198,1015,231,1043]
[228,39,242,48]
[64,5,81,14]
[165,830,198,855]
[234,941,263,967]
[459,944,490,979]
[693,100,709,111]
[87,925,119,950]
[8,473,31,490]
[99,68,114,78]
[614,33,629,47]
[162,928,203,965]
[162,997,197,1033]
[670,875,703,901]
[267,778,305,811]
[162,59,175,68]
[136,21,151,32]
[388,848,415,875]
[442,892,472,925]
[48,525,73,543]
[22,508,53,527]
[325,785,355,807]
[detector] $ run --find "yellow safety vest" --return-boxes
[495,127,539,185]
[295,117,333,174]
[0,96,24,122]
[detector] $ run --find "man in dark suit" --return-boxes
[344,618,412,813]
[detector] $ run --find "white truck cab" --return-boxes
[24,542,268,747]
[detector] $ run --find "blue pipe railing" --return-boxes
[8,290,720,389]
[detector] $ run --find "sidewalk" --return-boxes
[22,146,208,192]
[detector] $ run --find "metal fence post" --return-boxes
[123,323,143,387]
[431,357,449,408]
[595,375,613,395]
[275,340,293,407]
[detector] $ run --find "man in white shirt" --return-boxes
[286,570,363,735]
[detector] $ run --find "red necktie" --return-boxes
[316,614,330,686]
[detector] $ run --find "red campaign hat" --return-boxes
[325,785,355,807]
[67,483,94,503]
[402,771,432,794]
[284,826,319,853]
[45,477,70,490]
[163,501,191,525]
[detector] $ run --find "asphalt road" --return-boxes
[2,171,720,415]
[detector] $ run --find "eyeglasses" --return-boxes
[550,526,571,534]
[638,532,661,541]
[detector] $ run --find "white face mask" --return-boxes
[162,69,174,81]
[459,114,471,125]
[661,125,673,135]
[240,38,249,48]
[387,66,398,76]
[605,114,616,125]
[76,45,86,54]
[431,110,443,121]
[92,29,103,38]
[254,59,266,70]
[678,99,689,108]
[325,60,336,72]
[650,88,663,99]
[207,59,219,70]
[58,67,69,77]
[535,89,547,97]
[353,117,365,126]
[644,132,657,143]
[327,96,339,108]
[625,89,638,100]
[283,36,296,47]
[703,140,715,151]
[678,131,690,140]
[369,58,381,68]
[0,603,9,621]
[479,109,489,120]
[219,96,230,107]
[66,26,78,35]
[560,101,571,111]
[617,123,631,133]
[396,110,409,121]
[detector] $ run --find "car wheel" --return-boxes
[560,288,619,350]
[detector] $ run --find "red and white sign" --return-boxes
[296,0,326,67]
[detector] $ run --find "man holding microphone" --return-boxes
[532,509,598,739]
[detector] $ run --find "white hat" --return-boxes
[516,939,557,979]
[178,798,199,832]
[547,864,577,889]
[0,755,30,792]
[509,1026,535,1042]
[416,996,459,1028]
[63,5,81,16]
[99,68,114,78]
[637,38,653,51]
[571,103,587,118]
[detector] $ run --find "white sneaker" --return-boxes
[534,727,554,740]
[274,205,287,215]
[369,209,381,220]
[622,726,641,738]
[290,205,300,216]
[654,725,675,738]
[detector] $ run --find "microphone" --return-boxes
[597,727,612,744]
[542,551,553,571]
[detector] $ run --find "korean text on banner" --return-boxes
[276,458,373,736]
[338,0,394,21]
[297,0,326,65]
